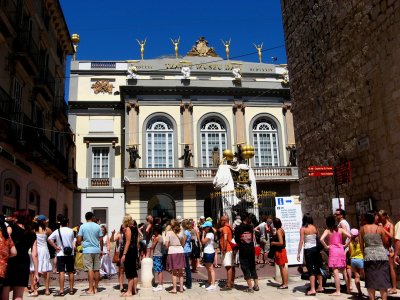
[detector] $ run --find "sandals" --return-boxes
[54,292,65,297]
[278,285,288,289]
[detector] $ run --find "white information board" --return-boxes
[332,198,345,214]
[275,197,303,265]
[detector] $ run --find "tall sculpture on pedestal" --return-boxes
[213,145,258,222]
[253,43,263,63]
[170,37,180,58]
[136,38,147,60]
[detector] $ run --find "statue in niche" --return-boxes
[179,144,193,167]
[211,146,220,167]
[288,146,297,167]
[127,145,141,168]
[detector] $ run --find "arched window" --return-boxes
[200,118,227,167]
[252,118,279,166]
[146,117,174,168]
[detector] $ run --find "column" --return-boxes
[182,184,199,219]
[283,103,296,166]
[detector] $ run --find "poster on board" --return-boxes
[332,198,345,214]
[275,196,302,265]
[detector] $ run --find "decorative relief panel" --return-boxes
[91,80,114,94]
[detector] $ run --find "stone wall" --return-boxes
[281,0,400,225]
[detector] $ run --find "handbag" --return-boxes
[58,229,73,255]
[112,248,120,263]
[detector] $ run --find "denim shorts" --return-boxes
[351,258,364,269]
[203,253,215,264]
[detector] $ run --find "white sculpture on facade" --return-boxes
[181,66,191,79]
[127,65,138,79]
[232,67,242,80]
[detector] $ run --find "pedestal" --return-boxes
[140,257,154,288]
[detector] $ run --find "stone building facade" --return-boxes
[68,37,299,228]
[0,0,77,224]
[281,0,400,225]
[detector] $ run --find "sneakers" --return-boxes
[152,285,163,292]
[206,285,217,291]
[201,283,210,289]
[253,285,260,291]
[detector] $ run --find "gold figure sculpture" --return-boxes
[136,38,147,60]
[170,36,180,59]
[221,39,231,60]
[71,33,80,61]
[253,43,263,63]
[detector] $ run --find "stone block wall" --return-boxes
[281,0,400,225]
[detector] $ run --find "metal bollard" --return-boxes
[140,257,154,288]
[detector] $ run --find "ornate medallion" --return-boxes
[91,80,114,94]
[186,36,218,57]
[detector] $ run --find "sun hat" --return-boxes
[350,228,359,236]
[201,221,213,228]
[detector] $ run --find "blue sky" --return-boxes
[60,0,287,64]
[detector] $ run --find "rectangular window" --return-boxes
[92,148,109,178]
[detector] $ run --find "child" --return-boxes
[151,224,164,292]
[349,228,365,297]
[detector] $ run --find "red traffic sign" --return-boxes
[307,166,334,172]
[308,171,334,177]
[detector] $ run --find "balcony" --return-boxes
[65,168,78,189]
[35,70,56,100]
[9,112,68,176]
[91,178,110,187]
[13,30,40,74]
[0,86,13,117]
[0,0,18,38]
[124,166,298,184]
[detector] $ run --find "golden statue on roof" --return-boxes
[170,36,180,59]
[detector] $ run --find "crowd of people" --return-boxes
[0,208,399,299]
[297,209,399,300]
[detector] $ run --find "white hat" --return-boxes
[176,216,183,223]
[234,219,242,226]
[199,216,205,220]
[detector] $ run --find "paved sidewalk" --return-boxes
[11,276,399,300]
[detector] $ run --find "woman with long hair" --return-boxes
[111,225,125,292]
[165,219,185,293]
[320,215,351,296]
[0,215,17,287]
[271,217,288,289]
[360,211,391,300]
[1,210,39,300]
[377,210,397,295]
[120,215,139,297]
[296,213,323,295]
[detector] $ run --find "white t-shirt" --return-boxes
[204,232,214,254]
[48,227,75,256]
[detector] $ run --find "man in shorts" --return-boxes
[47,217,75,296]
[255,215,270,264]
[219,215,235,290]
[77,212,103,295]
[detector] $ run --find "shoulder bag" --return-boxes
[58,229,73,255]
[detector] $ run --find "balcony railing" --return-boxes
[67,168,78,187]
[91,178,110,186]
[0,0,18,35]
[14,30,40,72]
[125,166,298,183]
[36,70,56,98]
[0,86,13,117]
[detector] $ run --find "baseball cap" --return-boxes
[199,216,205,220]
[206,217,213,222]
[201,221,213,228]
[176,216,183,223]
[37,215,48,221]
[350,228,359,236]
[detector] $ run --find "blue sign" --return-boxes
[277,197,284,205]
